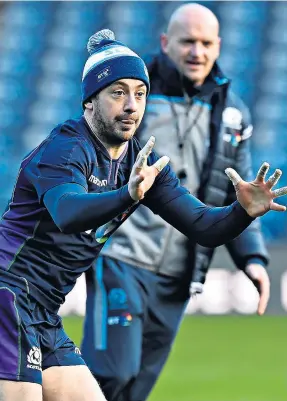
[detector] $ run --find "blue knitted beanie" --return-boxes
[82,29,150,105]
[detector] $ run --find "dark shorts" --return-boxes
[0,281,85,385]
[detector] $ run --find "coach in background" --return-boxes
[82,4,270,401]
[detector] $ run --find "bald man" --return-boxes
[81,4,269,401]
[163,3,220,86]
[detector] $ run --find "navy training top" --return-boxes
[0,116,252,312]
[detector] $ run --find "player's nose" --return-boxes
[124,94,138,113]
[190,42,204,58]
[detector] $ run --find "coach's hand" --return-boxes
[244,263,270,315]
[128,136,170,201]
[225,162,287,217]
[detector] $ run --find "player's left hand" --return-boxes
[225,162,287,217]
[244,263,270,315]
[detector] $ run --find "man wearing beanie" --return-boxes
[0,28,285,401]
[82,5,273,401]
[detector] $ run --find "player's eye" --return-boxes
[113,90,125,96]
[179,39,195,46]
[136,91,146,98]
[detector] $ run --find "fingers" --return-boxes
[136,154,147,169]
[255,162,269,183]
[266,169,282,189]
[141,135,155,156]
[152,156,170,173]
[246,264,270,316]
[225,168,242,187]
[270,202,286,212]
[257,282,270,316]
[257,272,270,315]
[272,186,287,198]
[135,136,155,170]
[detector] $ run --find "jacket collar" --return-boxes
[149,52,230,98]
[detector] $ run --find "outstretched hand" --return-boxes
[225,163,287,217]
[128,136,170,201]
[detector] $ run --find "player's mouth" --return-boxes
[185,60,204,69]
[117,118,137,131]
[119,119,135,125]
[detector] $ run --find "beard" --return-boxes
[90,98,138,146]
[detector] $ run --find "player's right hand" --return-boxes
[128,136,170,201]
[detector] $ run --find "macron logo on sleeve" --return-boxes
[89,175,107,187]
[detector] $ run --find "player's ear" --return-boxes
[161,33,168,53]
[84,100,93,110]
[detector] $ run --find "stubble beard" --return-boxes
[90,101,136,147]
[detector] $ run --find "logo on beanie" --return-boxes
[97,66,112,82]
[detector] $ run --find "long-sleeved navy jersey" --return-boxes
[0,116,253,312]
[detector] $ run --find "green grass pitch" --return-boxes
[63,315,287,401]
